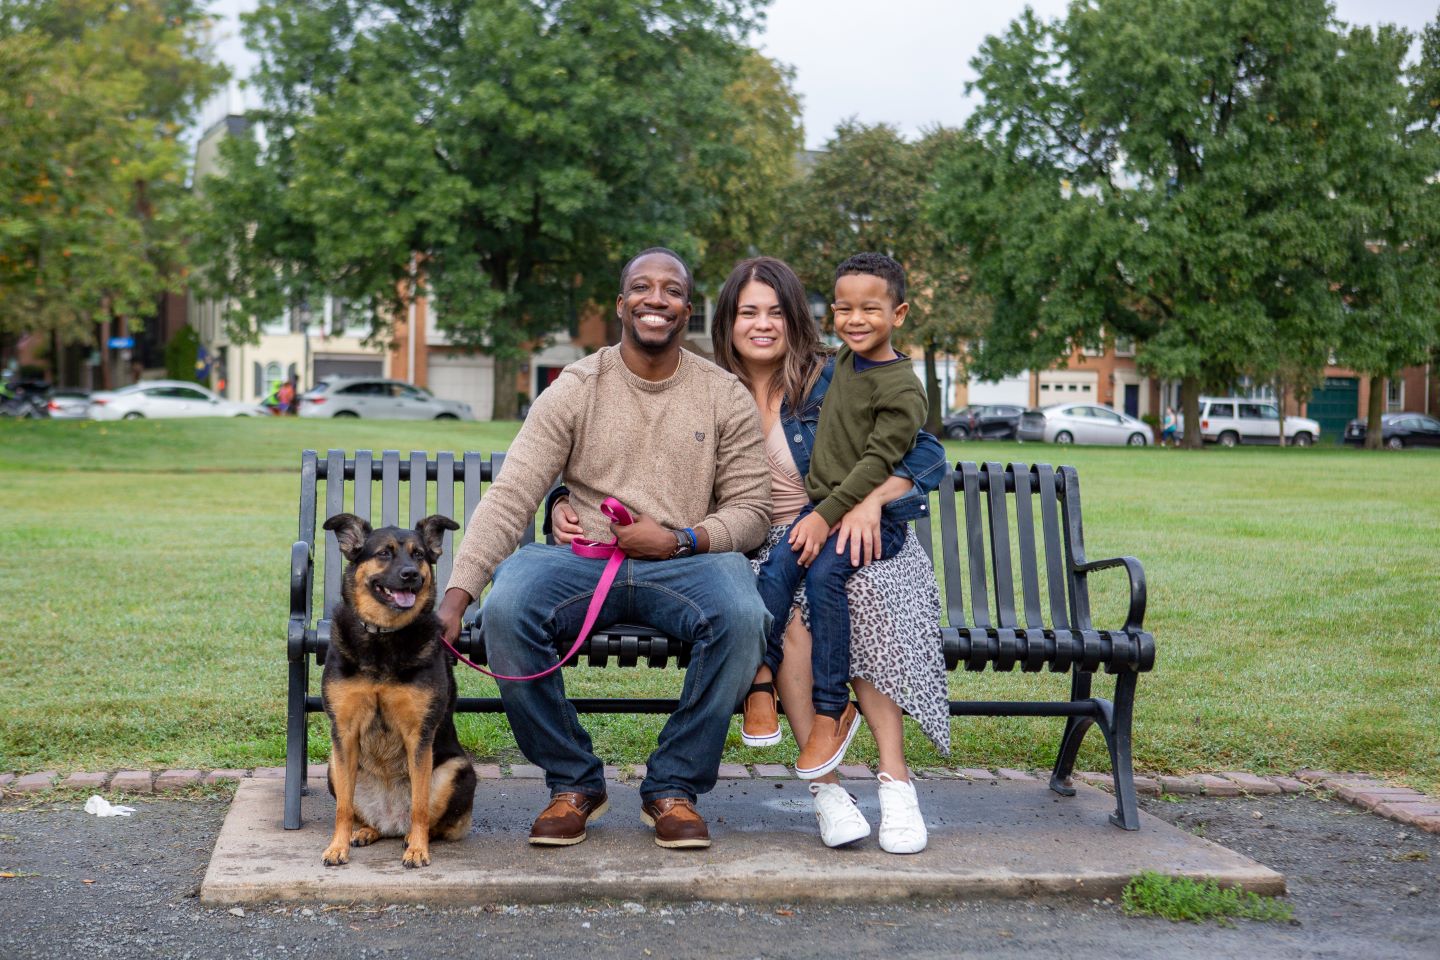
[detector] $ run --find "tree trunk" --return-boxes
[604,311,622,347]
[492,354,521,421]
[1276,380,1287,448]
[923,346,943,436]
[1181,376,1203,449]
[1364,375,1385,450]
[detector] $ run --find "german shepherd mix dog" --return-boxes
[319,512,475,868]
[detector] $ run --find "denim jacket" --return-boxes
[779,356,946,526]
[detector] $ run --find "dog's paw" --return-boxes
[322,842,350,866]
[350,826,381,847]
[401,844,431,869]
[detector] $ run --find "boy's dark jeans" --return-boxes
[754,503,909,713]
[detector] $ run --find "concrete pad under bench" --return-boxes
[200,777,1284,906]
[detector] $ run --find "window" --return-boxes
[169,387,210,402]
[1419,417,1440,432]
[1114,335,1136,357]
[687,296,710,336]
[1090,408,1123,424]
[1386,379,1405,412]
[1208,403,1235,418]
[263,362,284,396]
[1239,403,1278,420]
[338,382,382,396]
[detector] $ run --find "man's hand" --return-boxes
[436,587,473,646]
[550,497,584,546]
[787,511,832,568]
[611,512,677,560]
[835,498,883,567]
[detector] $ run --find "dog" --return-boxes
[319,512,474,868]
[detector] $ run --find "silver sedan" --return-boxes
[298,378,474,420]
[88,381,267,419]
[1017,404,1154,446]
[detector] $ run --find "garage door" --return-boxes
[428,353,494,421]
[313,356,383,382]
[1307,377,1359,444]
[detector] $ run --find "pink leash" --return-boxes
[441,497,634,682]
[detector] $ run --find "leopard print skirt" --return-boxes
[749,524,950,754]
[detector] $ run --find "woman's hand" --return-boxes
[835,498,883,567]
[550,497,584,545]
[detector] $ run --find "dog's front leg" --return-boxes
[323,688,375,866]
[402,738,435,868]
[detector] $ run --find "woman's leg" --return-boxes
[773,616,839,787]
[852,678,909,782]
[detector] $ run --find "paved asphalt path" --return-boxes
[1,790,1436,959]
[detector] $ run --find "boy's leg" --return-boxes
[752,508,814,675]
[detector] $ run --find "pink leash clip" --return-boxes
[442,497,634,682]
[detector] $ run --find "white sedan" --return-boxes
[297,378,474,420]
[88,380,268,420]
[1017,404,1154,446]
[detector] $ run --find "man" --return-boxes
[438,247,771,850]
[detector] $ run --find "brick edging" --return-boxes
[1,766,1434,833]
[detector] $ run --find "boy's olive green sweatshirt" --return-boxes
[805,345,927,526]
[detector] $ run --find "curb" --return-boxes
[1,766,1435,834]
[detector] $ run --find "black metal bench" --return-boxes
[285,450,1154,831]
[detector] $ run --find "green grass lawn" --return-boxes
[2,417,1437,791]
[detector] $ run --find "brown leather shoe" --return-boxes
[640,797,711,849]
[528,791,609,846]
[795,702,861,780]
[741,682,781,747]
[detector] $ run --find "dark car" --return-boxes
[941,404,1026,441]
[1343,412,1440,449]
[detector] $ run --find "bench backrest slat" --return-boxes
[353,451,373,521]
[1059,465,1091,631]
[1009,463,1045,630]
[982,461,1017,628]
[935,466,965,628]
[408,451,428,527]
[1035,463,1071,630]
[298,450,318,623]
[959,462,992,629]
[323,449,346,610]
[435,451,456,593]
[380,450,400,526]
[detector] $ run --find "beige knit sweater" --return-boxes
[448,345,772,600]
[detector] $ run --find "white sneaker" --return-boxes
[876,772,927,854]
[809,781,871,848]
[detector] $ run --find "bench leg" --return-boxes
[1103,670,1140,831]
[1048,668,1095,796]
[284,656,309,830]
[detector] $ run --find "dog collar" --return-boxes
[361,621,401,635]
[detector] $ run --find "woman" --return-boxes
[555,256,949,853]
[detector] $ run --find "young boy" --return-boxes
[752,252,928,779]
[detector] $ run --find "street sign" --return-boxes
[107,336,135,349]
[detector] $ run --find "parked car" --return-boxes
[1194,397,1320,447]
[1017,403,1154,446]
[298,377,474,420]
[1343,412,1440,449]
[941,404,1026,440]
[44,388,92,420]
[87,381,267,419]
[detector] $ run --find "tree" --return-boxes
[196,0,781,419]
[0,0,226,383]
[1329,20,1440,447]
[780,121,986,434]
[928,0,1402,448]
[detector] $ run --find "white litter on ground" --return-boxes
[84,795,137,817]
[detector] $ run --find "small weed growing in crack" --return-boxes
[1122,873,1293,926]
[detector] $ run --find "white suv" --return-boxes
[1196,397,1320,447]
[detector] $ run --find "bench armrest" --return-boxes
[1073,554,1146,633]
[289,539,313,622]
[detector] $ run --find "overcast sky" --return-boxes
[203,0,1440,145]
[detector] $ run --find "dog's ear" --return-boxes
[323,513,373,562]
[414,514,460,562]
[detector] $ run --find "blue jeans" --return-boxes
[481,543,767,803]
[754,504,909,713]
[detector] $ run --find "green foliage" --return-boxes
[1122,872,1293,924]
[163,323,201,382]
[0,0,226,343]
[195,0,794,418]
[779,121,987,431]
[928,0,1440,445]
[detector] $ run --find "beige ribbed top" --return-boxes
[765,420,809,527]
[447,345,772,600]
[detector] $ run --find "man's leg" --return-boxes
[630,552,768,803]
[483,542,626,798]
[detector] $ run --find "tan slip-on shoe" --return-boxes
[640,797,712,849]
[528,791,610,846]
[741,683,782,747]
[794,702,861,779]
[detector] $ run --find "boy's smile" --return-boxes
[831,273,909,363]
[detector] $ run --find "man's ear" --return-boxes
[323,513,372,562]
[414,514,460,562]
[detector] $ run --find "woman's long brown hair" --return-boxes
[711,256,828,414]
